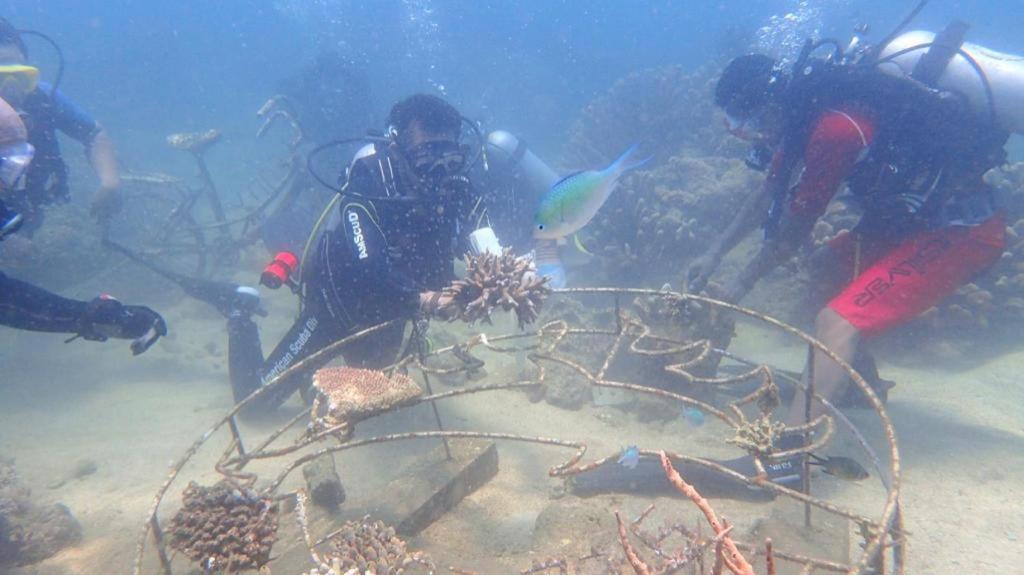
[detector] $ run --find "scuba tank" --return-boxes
[878,30,1024,134]
[485,130,560,191]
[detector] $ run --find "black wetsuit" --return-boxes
[0,271,88,332]
[0,270,164,350]
[228,145,476,412]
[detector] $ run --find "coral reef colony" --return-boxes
[583,155,760,282]
[562,66,759,283]
[309,366,424,434]
[323,516,434,574]
[562,65,1024,357]
[0,458,81,568]
[440,249,551,328]
[166,481,279,573]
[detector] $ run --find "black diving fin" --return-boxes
[568,454,775,502]
[103,238,266,318]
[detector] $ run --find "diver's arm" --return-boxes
[88,126,121,190]
[0,271,165,350]
[720,111,871,300]
[87,126,122,219]
[723,210,813,301]
[718,181,776,261]
[48,87,122,219]
[687,180,774,294]
[0,271,87,333]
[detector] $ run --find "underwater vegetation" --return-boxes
[561,66,741,169]
[582,154,761,284]
[0,458,82,567]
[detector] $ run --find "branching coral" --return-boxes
[562,66,739,168]
[725,416,789,459]
[166,481,278,572]
[582,155,761,283]
[613,453,770,575]
[440,249,551,328]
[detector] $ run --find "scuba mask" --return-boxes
[725,110,765,141]
[405,139,469,182]
[0,141,33,190]
[0,64,39,102]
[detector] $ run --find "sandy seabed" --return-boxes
[1,292,1022,574]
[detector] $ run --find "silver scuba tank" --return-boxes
[878,30,1024,134]
[485,131,560,191]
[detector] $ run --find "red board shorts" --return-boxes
[825,215,1006,336]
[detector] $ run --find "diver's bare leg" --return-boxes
[785,308,860,426]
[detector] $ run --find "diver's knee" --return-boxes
[815,307,858,344]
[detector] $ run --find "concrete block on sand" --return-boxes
[361,439,499,537]
[302,454,346,511]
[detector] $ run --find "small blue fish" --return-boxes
[617,445,641,469]
[534,144,650,240]
[682,407,706,427]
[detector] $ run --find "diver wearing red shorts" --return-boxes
[566,24,1023,498]
[683,29,1015,484]
[791,107,1004,337]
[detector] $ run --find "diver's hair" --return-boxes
[0,18,27,57]
[388,94,461,140]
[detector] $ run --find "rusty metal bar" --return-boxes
[150,515,174,575]
[803,343,815,529]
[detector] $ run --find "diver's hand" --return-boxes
[533,239,566,289]
[90,185,123,222]
[686,251,722,294]
[536,261,566,289]
[419,291,457,320]
[717,275,753,304]
[78,296,167,353]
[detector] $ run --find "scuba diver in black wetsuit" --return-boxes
[258,128,567,287]
[228,94,497,414]
[0,97,165,354]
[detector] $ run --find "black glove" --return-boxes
[78,296,168,354]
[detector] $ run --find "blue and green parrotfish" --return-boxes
[533,144,650,240]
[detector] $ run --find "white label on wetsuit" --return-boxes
[260,316,319,386]
[348,211,369,260]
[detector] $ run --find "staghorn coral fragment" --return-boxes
[439,248,551,328]
[725,415,788,458]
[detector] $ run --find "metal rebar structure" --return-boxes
[132,288,904,575]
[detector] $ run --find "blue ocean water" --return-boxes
[3,0,1021,171]
[1,2,1023,573]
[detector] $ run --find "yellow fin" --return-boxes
[573,233,593,256]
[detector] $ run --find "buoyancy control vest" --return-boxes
[18,88,72,205]
[770,31,1010,236]
[323,144,475,291]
